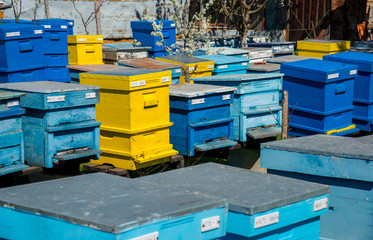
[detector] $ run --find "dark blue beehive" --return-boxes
[138,163,330,240]
[281,58,358,136]
[169,83,237,156]
[0,81,102,168]
[324,51,373,131]
[261,135,373,240]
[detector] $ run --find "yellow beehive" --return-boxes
[68,35,104,65]
[156,55,214,83]
[80,68,177,170]
[297,39,351,58]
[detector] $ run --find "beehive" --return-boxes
[198,55,249,75]
[68,35,104,65]
[297,40,350,58]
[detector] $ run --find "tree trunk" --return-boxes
[44,0,50,19]
[240,27,248,48]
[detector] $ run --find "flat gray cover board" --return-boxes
[192,73,283,82]
[266,55,312,64]
[262,134,373,161]
[138,163,329,215]
[0,81,99,93]
[169,83,236,98]
[0,173,226,234]
[248,63,280,72]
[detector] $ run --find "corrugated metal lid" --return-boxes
[0,81,99,93]
[169,83,236,97]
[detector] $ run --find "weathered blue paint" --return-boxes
[169,84,237,156]
[193,74,283,142]
[131,20,176,52]
[245,42,295,56]
[138,163,330,239]
[0,23,45,72]
[0,82,101,168]
[261,135,373,239]
[198,55,249,75]
[45,67,71,82]
[198,47,251,58]
[0,91,28,176]
[0,173,228,240]
[0,68,46,83]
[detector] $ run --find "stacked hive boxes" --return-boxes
[0,82,101,168]
[156,55,214,83]
[297,40,350,58]
[102,42,150,64]
[261,135,373,239]
[36,19,71,82]
[246,42,295,57]
[0,173,228,239]
[68,35,104,65]
[324,51,373,131]
[281,58,359,136]
[0,23,45,83]
[118,58,183,84]
[169,84,237,156]
[0,92,28,175]
[80,69,177,170]
[193,73,283,142]
[242,47,273,62]
[198,55,249,75]
[131,20,176,57]
[138,163,330,240]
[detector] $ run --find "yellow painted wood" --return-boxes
[297,40,350,52]
[80,71,172,131]
[68,35,104,65]
[297,50,347,58]
[326,124,356,135]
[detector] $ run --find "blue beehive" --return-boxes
[0,173,228,239]
[0,91,28,176]
[323,51,373,131]
[0,68,46,83]
[169,84,237,156]
[281,59,358,136]
[193,74,283,142]
[66,19,74,35]
[198,47,251,58]
[245,42,295,56]
[261,135,373,240]
[197,55,249,75]
[131,20,176,56]
[138,163,330,240]
[0,23,44,72]
[0,81,101,168]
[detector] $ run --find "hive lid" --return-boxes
[248,62,280,72]
[266,55,312,64]
[35,19,69,31]
[157,55,211,64]
[138,163,330,215]
[192,73,283,82]
[119,58,182,70]
[102,43,150,51]
[323,51,373,73]
[67,64,132,72]
[297,39,350,51]
[0,173,226,234]
[198,55,249,64]
[130,20,176,30]
[198,47,250,56]
[281,58,358,83]
[261,134,373,161]
[169,83,236,97]
[0,91,25,100]
[0,81,99,93]
[85,68,164,76]
[68,35,103,44]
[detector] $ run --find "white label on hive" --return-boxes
[242,62,248,66]
[350,70,357,75]
[47,95,65,103]
[97,37,103,41]
[254,212,279,229]
[162,76,171,83]
[61,25,68,29]
[78,38,87,42]
[328,73,339,79]
[69,22,73,25]
[6,32,20,37]
[85,92,96,99]
[242,54,248,58]
[201,216,220,232]
[189,67,196,71]
[171,23,176,27]
[218,65,228,70]
[192,98,205,105]
[7,100,19,107]
[175,69,182,73]
[34,30,43,35]
[222,94,231,100]
[130,232,159,240]
[43,25,51,29]
[208,64,214,69]
[131,80,146,88]
[314,198,328,212]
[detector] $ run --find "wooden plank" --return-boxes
[93,165,113,173]
[107,168,128,176]
[21,166,43,176]
[82,163,100,171]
